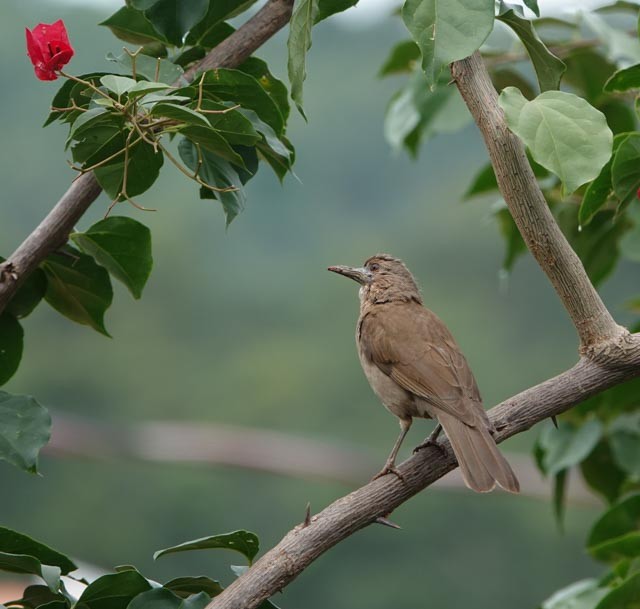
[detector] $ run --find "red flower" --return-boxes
[25,20,74,81]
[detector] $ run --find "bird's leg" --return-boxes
[413,423,446,455]
[372,418,412,482]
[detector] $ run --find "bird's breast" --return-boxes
[356,335,418,420]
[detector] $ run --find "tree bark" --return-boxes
[0,0,295,315]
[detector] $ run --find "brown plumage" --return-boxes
[328,254,519,493]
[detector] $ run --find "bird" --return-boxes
[328,254,519,493]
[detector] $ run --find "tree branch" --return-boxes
[0,0,295,315]
[451,51,626,351]
[207,335,640,609]
[204,51,639,609]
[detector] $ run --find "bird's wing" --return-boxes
[359,304,482,425]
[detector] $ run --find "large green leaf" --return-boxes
[315,0,358,23]
[163,577,223,599]
[609,413,640,477]
[604,64,640,92]
[100,6,167,45]
[540,579,607,609]
[7,584,68,609]
[379,40,421,77]
[537,420,602,476]
[579,132,629,227]
[384,70,471,156]
[71,122,127,169]
[76,571,152,609]
[611,133,640,207]
[499,87,613,194]
[287,0,319,115]
[0,392,50,473]
[94,140,164,201]
[0,554,60,592]
[402,0,494,87]
[186,0,256,46]
[0,314,23,386]
[238,57,290,123]
[196,101,260,147]
[581,441,627,504]
[106,52,184,85]
[71,217,152,300]
[149,102,211,127]
[497,9,566,92]
[180,125,246,167]
[42,249,113,336]
[45,73,110,127]
[194,70,284,136]
[588,494,640,562]
[178,139,246,225]
[595,573,640,609]
[128,589,210,609]
[131,0,209,46]
[154,530,259,564]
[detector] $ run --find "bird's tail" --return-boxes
[437,412,520,494]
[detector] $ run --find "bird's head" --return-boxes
[328,254,422,304]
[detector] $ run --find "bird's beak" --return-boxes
[328,265,372,285]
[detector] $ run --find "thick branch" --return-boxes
[0,0,295,315]
[207,334,640,609]
[451,52,625,350]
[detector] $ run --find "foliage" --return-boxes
[3,0,640,608]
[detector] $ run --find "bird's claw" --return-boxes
[371,465,406,483]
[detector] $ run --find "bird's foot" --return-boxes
[413,437,446,456]
[371,464,406,483]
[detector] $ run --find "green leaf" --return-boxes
[149,102,211,127]
[553,469,568,528]
[100,75,137,97]
[522,0,539,17]
[106,52,184,85]
[7,584,68,609]
[579,133,629,227]
[287,0,319,115]
[71,217,152,300]
[238,57,290,123]
[71,122,127,168]
[612,133,640,207]
[379,40,421,77]
[154,530,259,564]
[132,0,209,46]
[558,207,630,288]
[236,108,292,159]
[538,420,602,476]
[0,528,76,575]
[180,125,246,167]
[5,268,46,319]
[193,70,284,136]
[77,571,152,609]
[0,392,50,473]
[588,494,640,562]
[178,139,245,225]
[315,0,358,23]
[604,64,640,92]
[402,0,494,87]
[163,577,223,599]
[128,589,210,609]
[499,87,613,194]
[595,573,640,609]
[609,413,640,477]
[187,1,253,46]
[384,70,471,156]
[99,6,167,45]
[45,73,109,127]
[0,554,59,592]
[94,140,164,201]
[127,81,172,99]
[496,9,566,92]
[620,207,640,263]
[196,101,260,147]
[66,109,115,149]
[42,249,113,336]
[0,314,23,386]
[581,441,628,504]
[540,579,607,609]
[465,164,498,198]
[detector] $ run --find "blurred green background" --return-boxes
[3,1,639,607]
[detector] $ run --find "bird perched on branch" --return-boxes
[328,254,519,493]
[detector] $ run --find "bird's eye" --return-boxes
[369,263,380,272]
